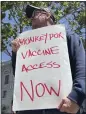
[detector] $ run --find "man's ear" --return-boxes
[46,13,51,20]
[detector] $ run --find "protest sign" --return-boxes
[13,25,72,111]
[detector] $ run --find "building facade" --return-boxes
[1,61,14,114]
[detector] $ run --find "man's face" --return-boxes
[31,10,50,29]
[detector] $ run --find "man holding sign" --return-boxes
[11,4,85,114]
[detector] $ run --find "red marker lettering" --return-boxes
[53,62,60,68]
[22,64,28,72]
[44,80,61,96]
[22,61,60,72]
[35,83,45,97]
[39,62,46,68]
[50,46,59,54]
[21,46,59,59]
[37,49,43,55]
[20,80,61,102]
[32,51,37,56]
[46,61,53,68]
[20,80,34,101]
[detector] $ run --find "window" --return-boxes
[2,91,7,98]
[4,75,9,84]
[4,70,9,74]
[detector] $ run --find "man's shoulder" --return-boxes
[66,34,74,44]
[66,33,80,45]
[66,33,79,57]
[67,34,75,41]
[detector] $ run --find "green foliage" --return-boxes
[1,1,86,57]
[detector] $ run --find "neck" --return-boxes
[32,21,52,29]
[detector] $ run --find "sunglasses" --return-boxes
[31,10,48,18]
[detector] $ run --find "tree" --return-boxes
[1,1,86,58]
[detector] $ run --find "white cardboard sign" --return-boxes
[13,25,72,111]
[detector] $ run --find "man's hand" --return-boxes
[12,111,16,114]
[58,97,79,113]
[11,39,20,52]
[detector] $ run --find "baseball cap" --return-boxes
[25,4,56,23]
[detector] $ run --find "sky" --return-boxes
[2,10,14,62]
[1,2,85,62]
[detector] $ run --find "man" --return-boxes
[11,4,85,114]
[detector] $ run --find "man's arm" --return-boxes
[11,39,20,75]
[58,34,85,113]
[11,51,16,76]
[67,34,86,107]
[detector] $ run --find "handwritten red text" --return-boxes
[22,61,60,72]
[18,32,64,45]
[20,80,61,101]
[21,46,59,59]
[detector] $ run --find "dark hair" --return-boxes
[50,17,55,25]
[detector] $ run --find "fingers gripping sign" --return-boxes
[58,97,79,113]
[11,39,20,52]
